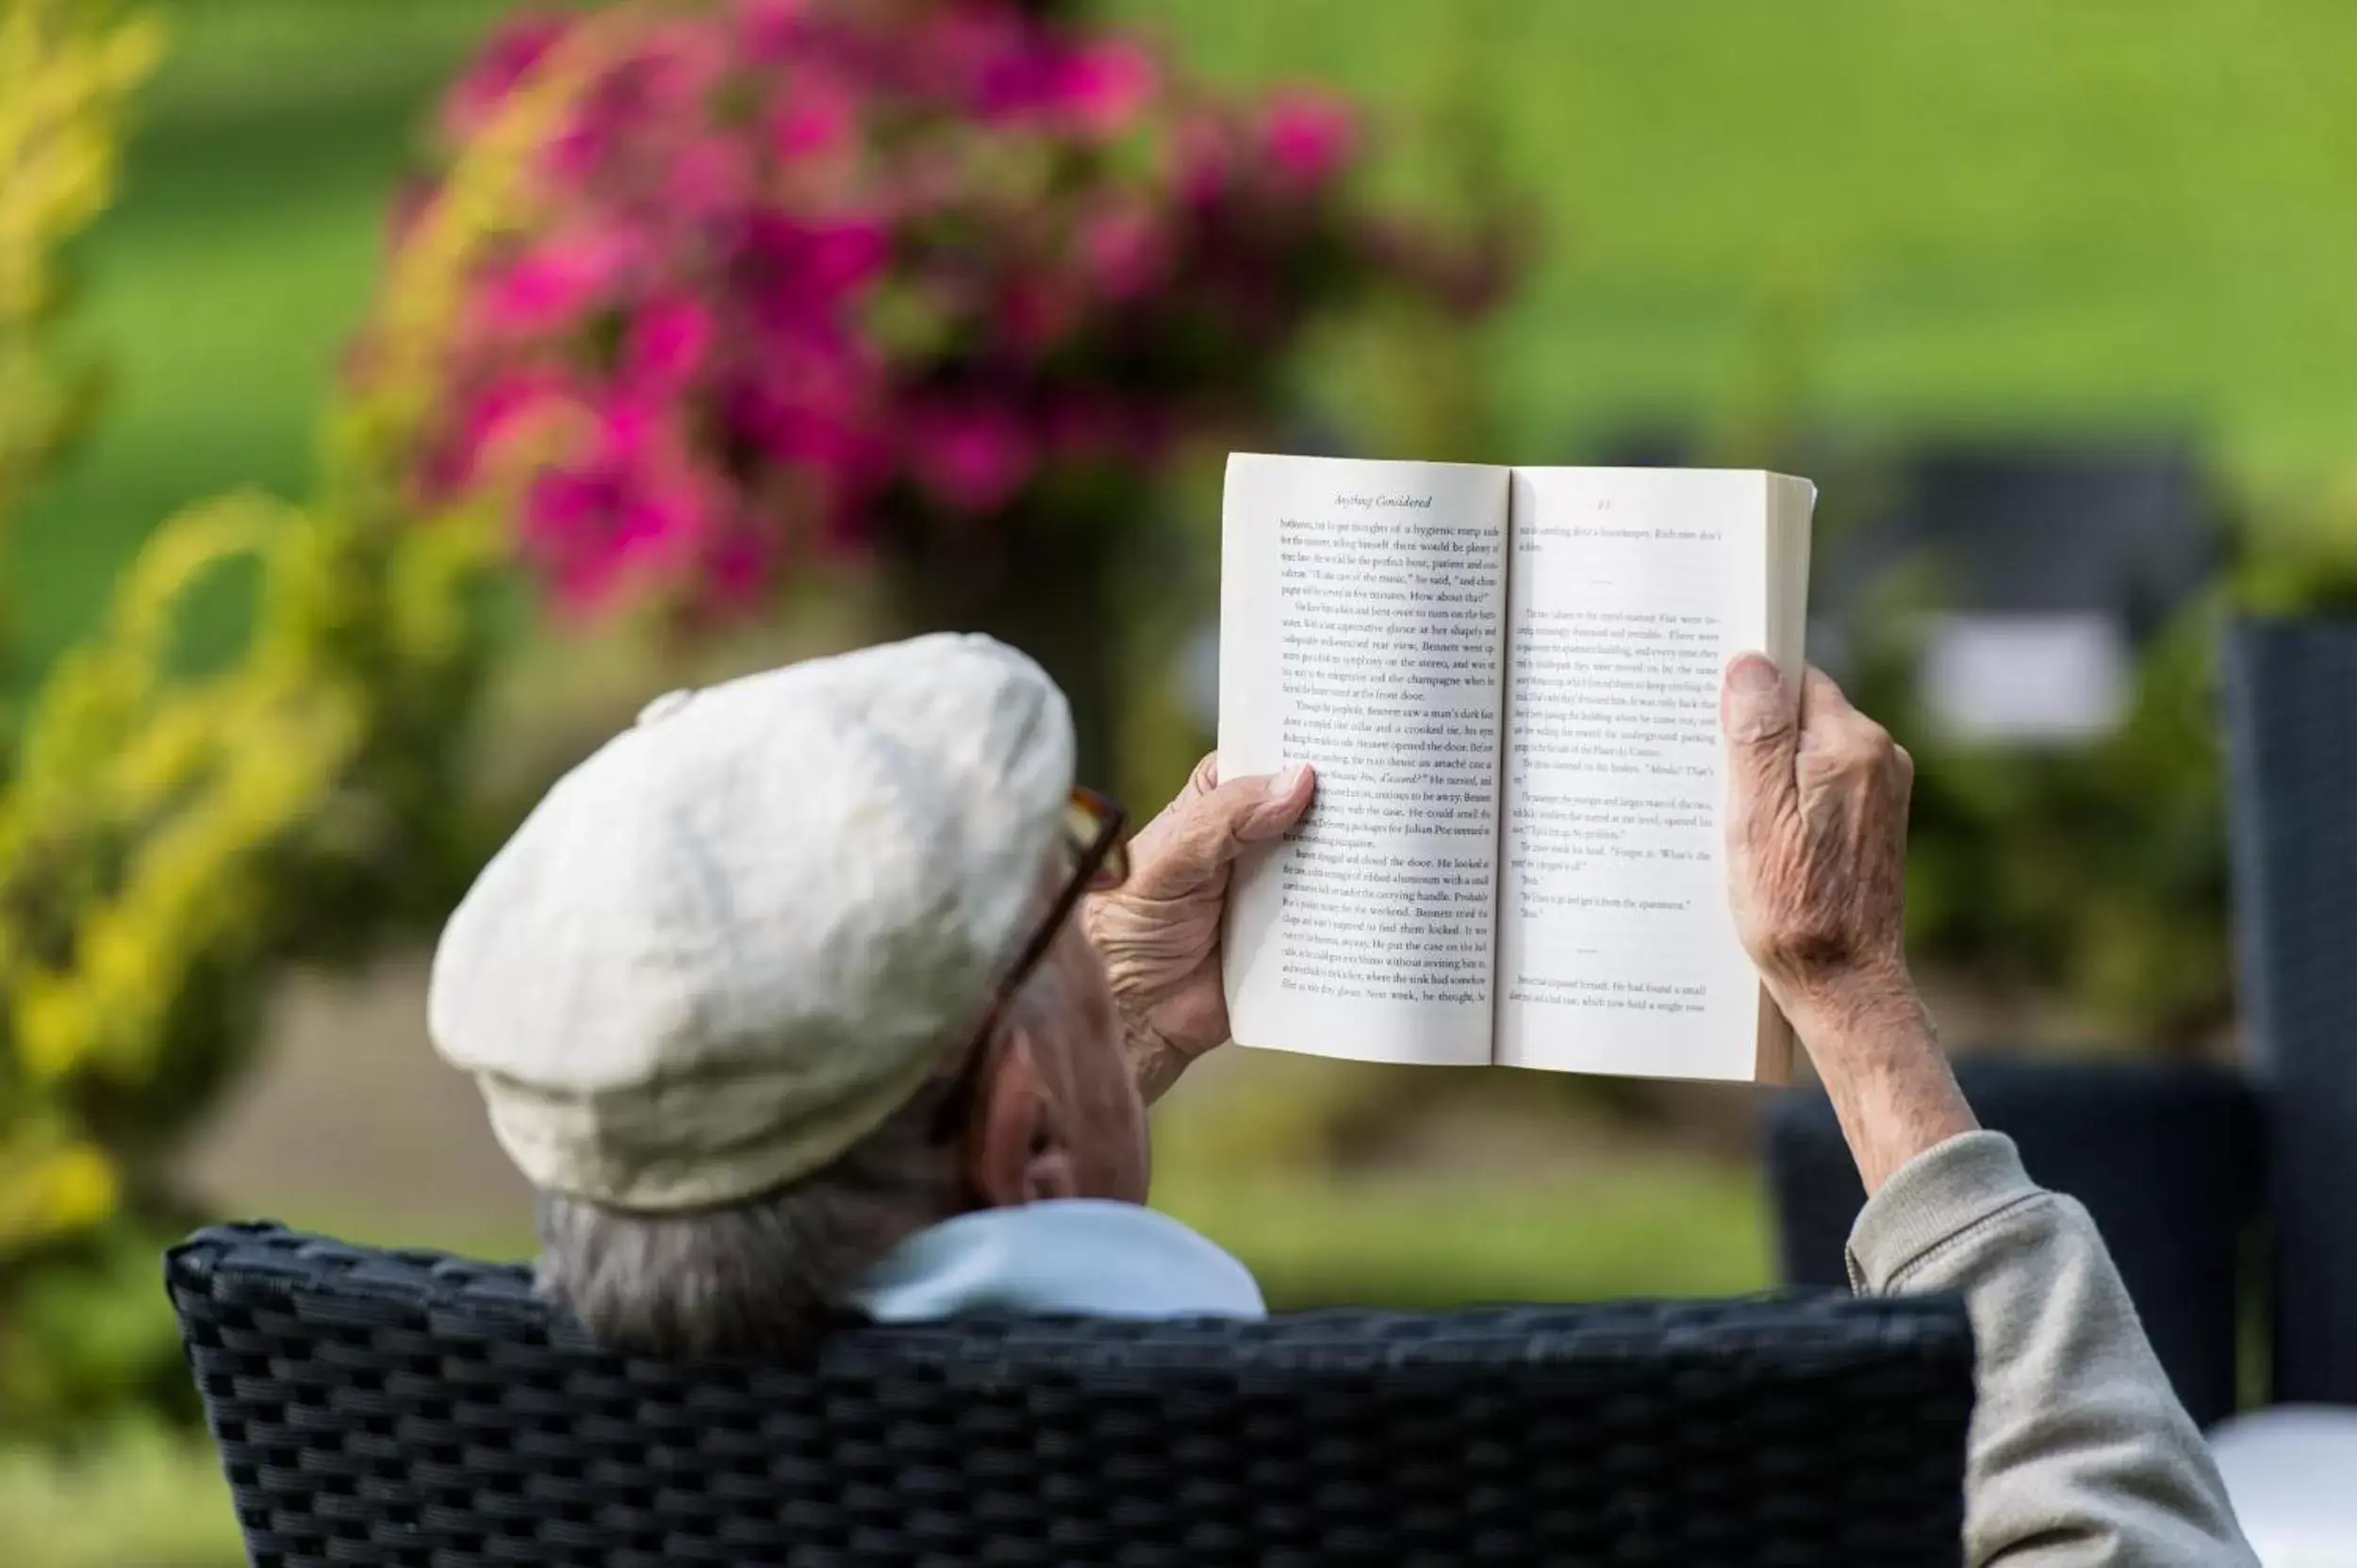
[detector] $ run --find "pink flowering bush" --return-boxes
[363,0,1508,624]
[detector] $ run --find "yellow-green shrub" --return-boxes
[0,0,157,530]
[0,2,607,1436]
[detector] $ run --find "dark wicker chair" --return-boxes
[2223,616,2357,1407]
[168,1223,1976,1567]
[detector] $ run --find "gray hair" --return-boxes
[536,952,1069,1362]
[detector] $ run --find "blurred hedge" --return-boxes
[0,0,564,1436]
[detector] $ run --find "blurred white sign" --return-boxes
[1919,613,2130,745]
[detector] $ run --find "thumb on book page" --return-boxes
[1722,653,1800,805]
[1228,762,1316,845]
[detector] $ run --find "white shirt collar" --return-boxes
[850,1199,1266,1322]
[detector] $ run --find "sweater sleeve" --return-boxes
[1846,1131,2257,1568]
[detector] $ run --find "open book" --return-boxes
[1218,454,1815,1083]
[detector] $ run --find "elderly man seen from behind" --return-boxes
[431,633,2255,1568]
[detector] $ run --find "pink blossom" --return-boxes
[669,134,757,218]
[973,51,1056,121]
[735,0,809,63]
[926,6,1034,108]
[521,465,628,611]
[727,357,885,481]
[523,412,722,613]
[909,404,1035,516]
[617,477,712,563]
[546,59,669,184]
[1262,91,1360,185]
[546,99,617,183]
[769,81,853,161]
[441,372,585,493]
[740,213,890,309]
[635,22,734,117]
[973,31,1155,130]
[1056,41,1158,135]
[1082,206,1172,300]
[477,230,641,335]
[597,396,661,467]
[442,15,570,141]
[388,0,1479,628]
[627,296,715,389]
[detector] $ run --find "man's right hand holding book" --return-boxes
[1720,652,2255,1566]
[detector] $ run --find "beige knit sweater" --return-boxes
[1849,1132,2260,1566]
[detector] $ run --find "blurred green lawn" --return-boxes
[14,0,2357,697]
[3,0,510,699]
[1130,0,2357,480]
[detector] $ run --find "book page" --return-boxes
[1493,469,1811,1081]
[1219,453,1510,1067]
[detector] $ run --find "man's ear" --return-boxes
[966,1029,1079,1208]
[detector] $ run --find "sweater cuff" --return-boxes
[1846,1130,2044,1293]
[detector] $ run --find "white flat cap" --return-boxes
[428,633,1075,1211]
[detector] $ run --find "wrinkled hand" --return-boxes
[1722,654,1913,1007]
[1084,755,1316,1102]
[1723,653,1974,1192]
